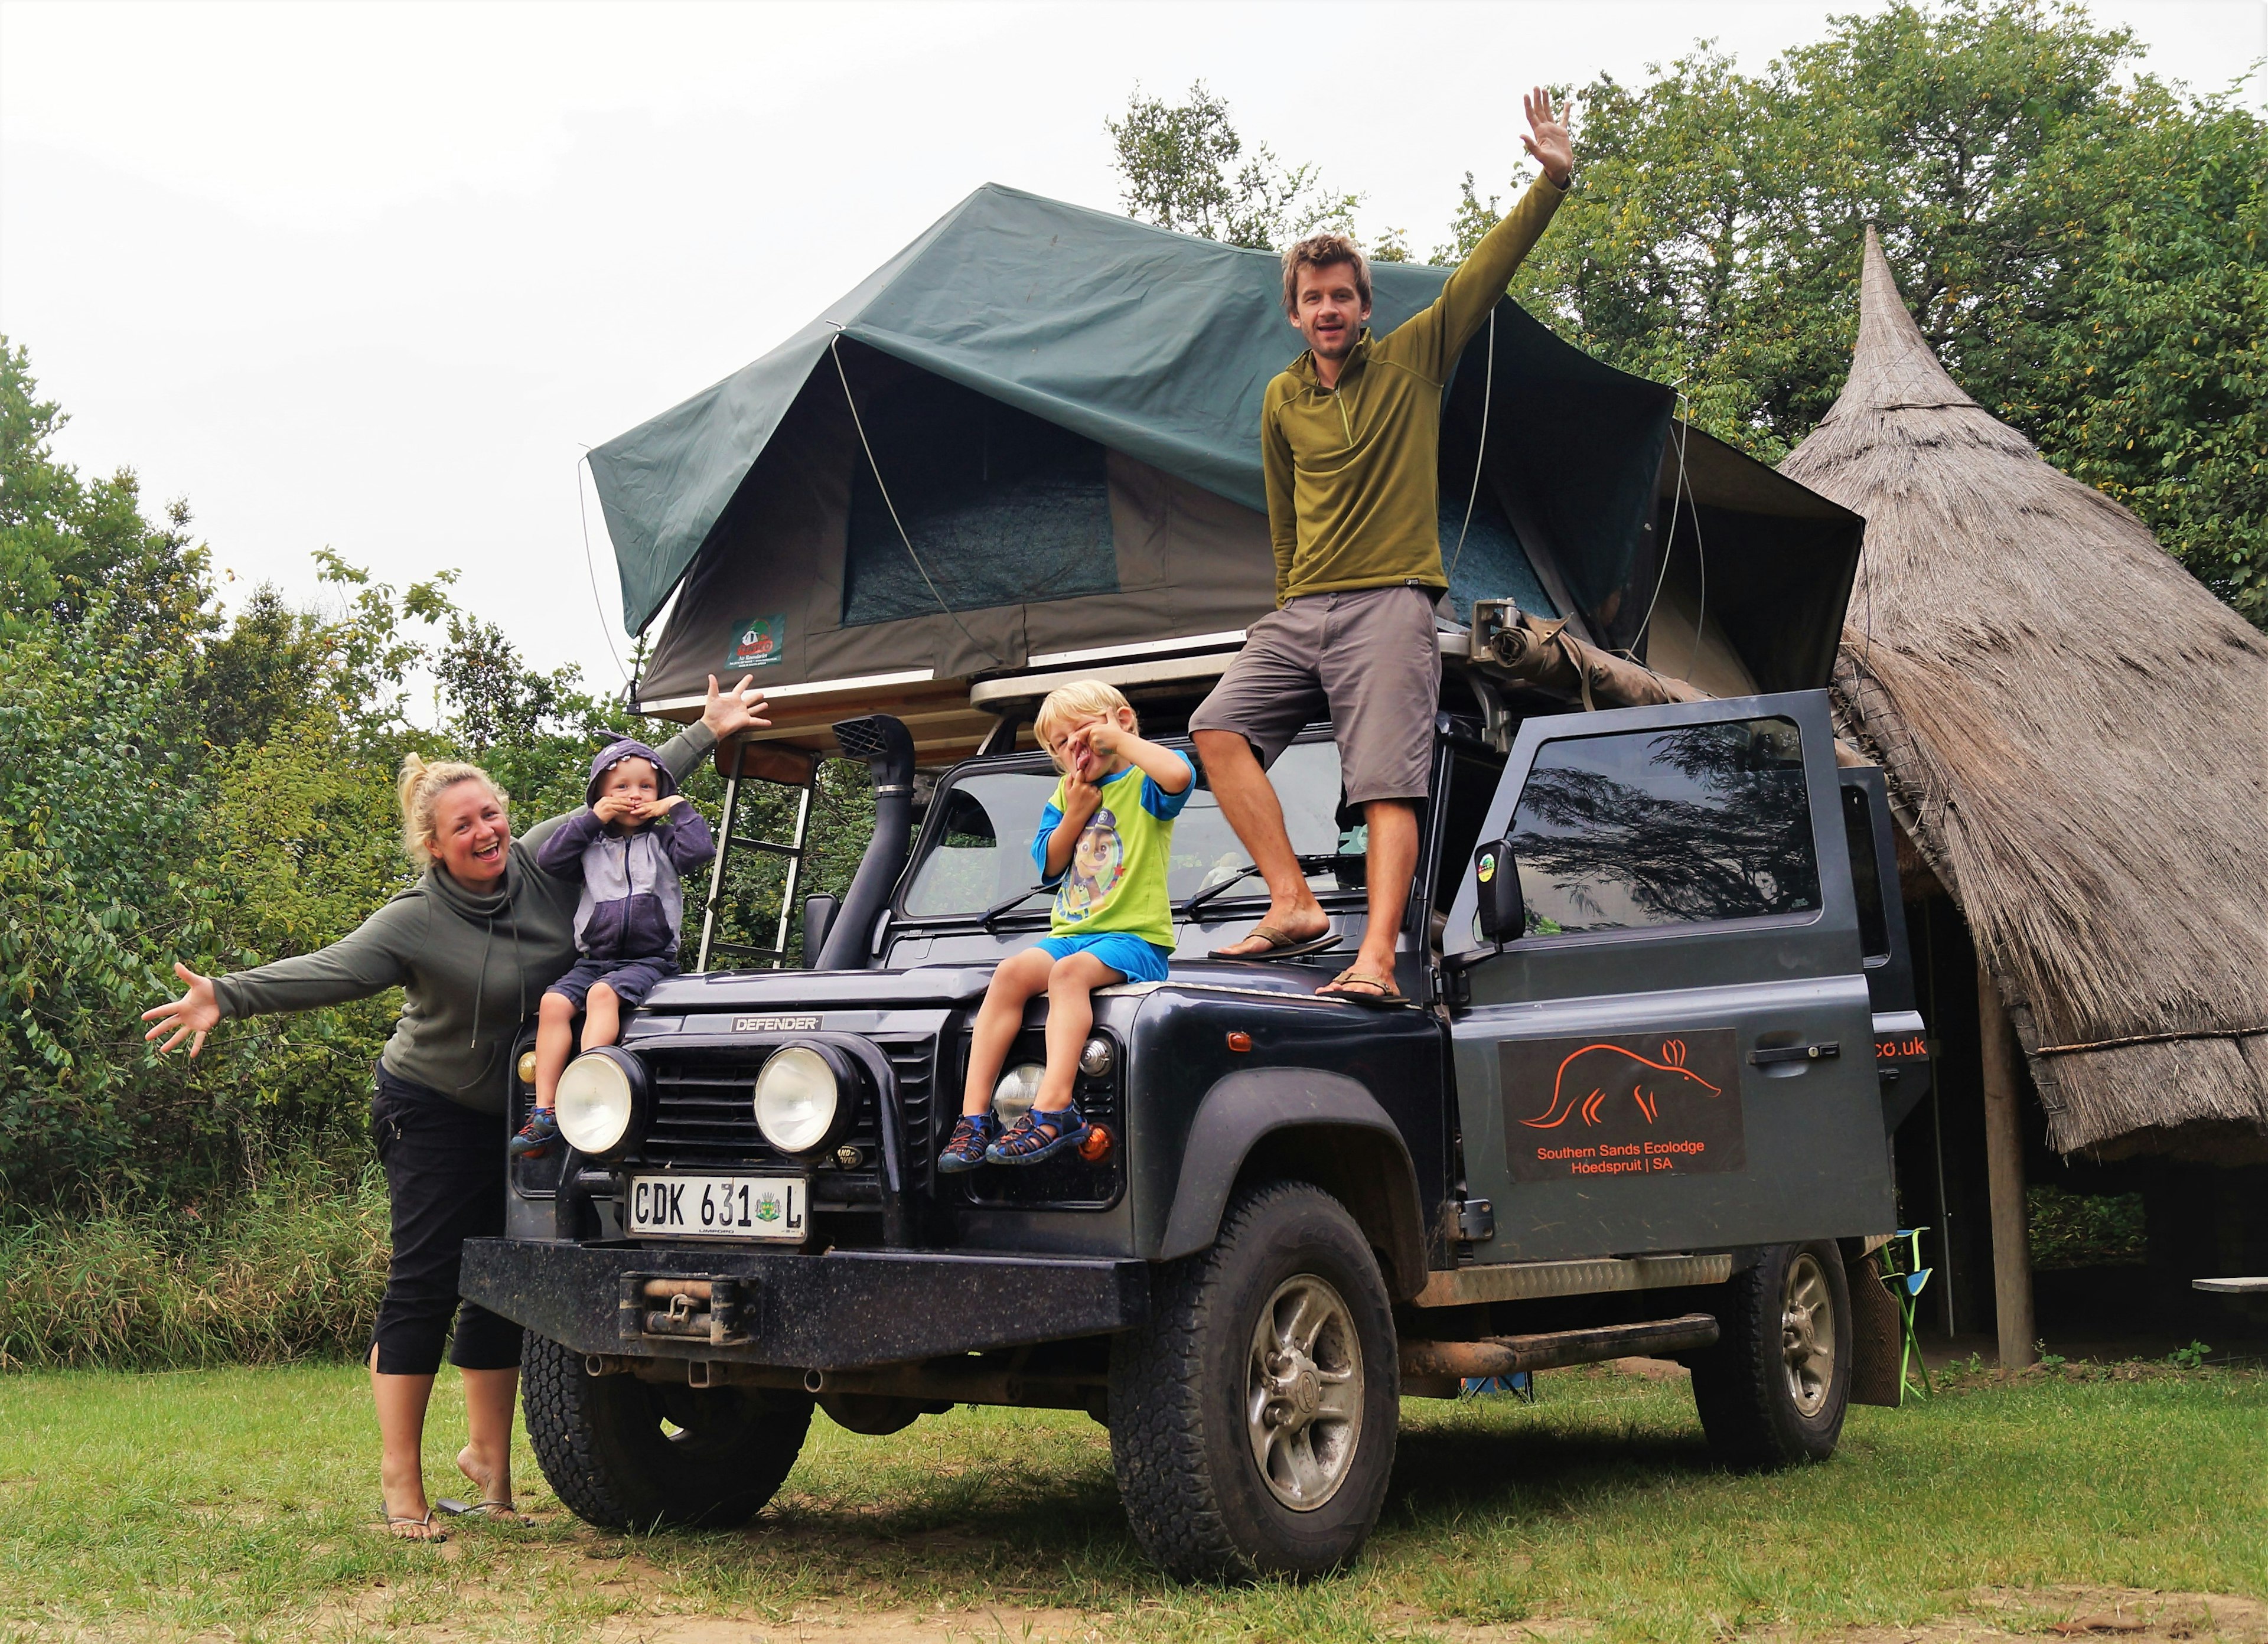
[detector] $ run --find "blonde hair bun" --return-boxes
[397,752,508,865]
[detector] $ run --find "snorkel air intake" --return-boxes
[816,715,917,970]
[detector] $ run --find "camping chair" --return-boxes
[1876,1227,1935,1401]
[1460,1371,1536,1404]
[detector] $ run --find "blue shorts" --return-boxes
[1034,932,1173,984]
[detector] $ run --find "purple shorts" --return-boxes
[546,955,678,1012]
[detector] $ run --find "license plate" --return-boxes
[627,1174,807,1241]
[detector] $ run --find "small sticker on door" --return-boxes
[726,614,787,670]
[1501,1029,1744,1181]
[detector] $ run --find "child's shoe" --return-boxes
[986,1100,1089,1166]
[510,1108,562,1160]
[937,1112,1000,1174]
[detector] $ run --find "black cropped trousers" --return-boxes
[369,1065,523,1376]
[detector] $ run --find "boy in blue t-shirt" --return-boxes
[940,680,1194,1172]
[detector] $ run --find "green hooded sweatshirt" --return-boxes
[210,723,719,1113]
[1261,172,1567,605]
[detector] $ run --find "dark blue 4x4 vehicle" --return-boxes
[464,680,1930,1581]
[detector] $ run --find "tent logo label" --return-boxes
[1499,1028,1745,1182]
[726,614,787,670]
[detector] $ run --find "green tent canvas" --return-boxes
[591,183,1859,716]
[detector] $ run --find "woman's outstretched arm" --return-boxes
[142,898,419,1055]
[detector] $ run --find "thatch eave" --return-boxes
[1782,229,2268,1163]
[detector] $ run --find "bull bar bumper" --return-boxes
[460,1238,1151,1371]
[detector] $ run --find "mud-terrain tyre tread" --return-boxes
[1689,1241,1852,1472]
[522,1333,811,1530]
[1109,1180,1397,1583]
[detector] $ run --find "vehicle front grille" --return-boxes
[633,1037,934,1180]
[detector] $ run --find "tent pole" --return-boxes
[1977,956,2037,1371]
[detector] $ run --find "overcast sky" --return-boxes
[4,0,2262,704]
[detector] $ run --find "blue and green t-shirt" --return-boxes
[1030,752,1195,950]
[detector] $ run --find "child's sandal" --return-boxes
[937,1113,999,1175]
[985,1101,1089,1167]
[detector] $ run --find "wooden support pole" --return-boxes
[1977,958,2036,1372]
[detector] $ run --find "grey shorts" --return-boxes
[1189,585,1441,805]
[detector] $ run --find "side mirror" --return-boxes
[1472,838,1525,944]
[803,893,841,962]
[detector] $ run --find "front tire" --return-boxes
[1109,1181,1399,1582]
[1689,1241,1852,1470]
[522,1334,812,1529]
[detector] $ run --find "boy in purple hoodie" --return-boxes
[511,739,715,1159]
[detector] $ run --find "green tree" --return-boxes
[1416,1,2263,622]
[1107,82,1358,251]
[0,340,212,641]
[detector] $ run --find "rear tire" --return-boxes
[1109,1180,1399,1582]
[522,1334,812,1529]
[1690,1241,1851,1470]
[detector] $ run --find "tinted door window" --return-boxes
[1508,716,1819,934]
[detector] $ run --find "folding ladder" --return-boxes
[695,743,817,971]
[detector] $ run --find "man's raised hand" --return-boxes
[1522,87,1573,188]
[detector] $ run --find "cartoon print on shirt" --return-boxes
[1057,807,1126,922]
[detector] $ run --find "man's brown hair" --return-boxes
[1279,232,1372,321]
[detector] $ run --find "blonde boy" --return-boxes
[940,681,1194,1171]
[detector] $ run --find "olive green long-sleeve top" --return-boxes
[1261,173,1567,605]
[209,723,719,1113]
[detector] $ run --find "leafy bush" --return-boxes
[2028,1184,2148,1268]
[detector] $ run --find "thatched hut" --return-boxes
[1778,230,2268,1356]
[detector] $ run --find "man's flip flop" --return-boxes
[1318,967,1409,1006]
[1220,921,1339,961]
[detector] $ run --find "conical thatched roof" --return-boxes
[1781,229,2268,1162]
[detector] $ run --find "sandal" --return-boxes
[1318,966,1409,1006]
[384,1509,448,1543]
[985,1100,1090,1166]
[937,1112,1000,1175]
[1218,920,1338,961]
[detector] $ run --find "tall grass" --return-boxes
[0,1156,387,1369]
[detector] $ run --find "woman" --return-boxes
[142,675,770,1541]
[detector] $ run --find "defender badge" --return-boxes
[733,1015,822,1032]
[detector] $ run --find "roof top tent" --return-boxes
[593,183,1863,761]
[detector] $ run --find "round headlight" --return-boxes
[992,1062,1045,1127]
[556,1049,638,1156]
[754,1044,851,1155]
[1078,1036,1114,1078]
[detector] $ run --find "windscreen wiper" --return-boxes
[1178,854,1342,919]
[980,884,1052,932]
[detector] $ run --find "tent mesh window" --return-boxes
[842,377,1117,627]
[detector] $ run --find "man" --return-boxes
[1191,89,1573,999]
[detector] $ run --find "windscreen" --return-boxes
[900,741,1362,921]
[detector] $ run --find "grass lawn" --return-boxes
[1,1361,2261,1643]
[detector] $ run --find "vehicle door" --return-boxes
[1440,690,1892,1262]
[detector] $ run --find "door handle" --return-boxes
[1749,1041,1839,1066]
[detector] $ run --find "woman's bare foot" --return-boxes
[384,1508,447,1542]
[456,1444,516,1515]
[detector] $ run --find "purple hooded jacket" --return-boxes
[536,739,716,961]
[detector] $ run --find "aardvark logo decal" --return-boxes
[1499,1029,1745,1181]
